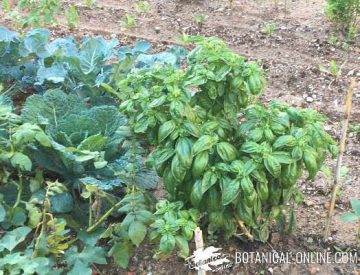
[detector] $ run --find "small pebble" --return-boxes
[306,96,314,103]
[347,70,355,76]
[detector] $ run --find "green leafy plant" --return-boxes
[19,88,158,193]
[347,25,358,41]
[85,0,96,8]
[120,14,137,29]
[341,198,360,246]
[0,26,185,97]
[65,5,79,30]
[325,0,360,32]
[1,0,10,12]
[20,89,126,181]
[134,1,150,17]
[0,226,59,274]
[0,218,108,274]
[4,0,61,28]
[328,34,338,45]
[263,22,277,37]
[150,200,199,258]
[0,25,340,272]
[349,124,360,138]
[0,92,158,271]
[319,59,346,80]
[0,174,109,274]
[0,25,195,273]
[341,41,349,50]
[0,101,154,273]
[0,26,120,97]
[115,37,337,241]
[193,14,208,25]
[105,190,155,269]
[327,34,352,51]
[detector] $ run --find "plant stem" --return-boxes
[32,194,49,258]
[86,197,124,233]
[64,237,78,247]
[95,197,102,221]
[234,214,254,241]
[89,194,93,227]
[13,170,23,209]
[100,83,121,99]
[2,83,16,97]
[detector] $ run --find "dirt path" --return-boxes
[1,0,359,274]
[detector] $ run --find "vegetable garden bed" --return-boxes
[0,0,359,274]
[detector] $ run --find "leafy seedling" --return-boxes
[333,245,352,253]
[341,42,349,51]
[349,124,360,138]
[120,14,137,29]
[2,0,10,12]
[134,1,150,17]
[263,22,277,37]
[86,0,96,8]
[150,200,199,259]
[193,14,208,25]
[328,34,338,45]
[65,5,79,30]
[319,59,347,80]
[347,26,358,41]
[341,198,360,245]
[339,166,351,186]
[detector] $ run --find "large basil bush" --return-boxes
[118,37,338,241]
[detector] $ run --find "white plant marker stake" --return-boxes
[194,227,206,275]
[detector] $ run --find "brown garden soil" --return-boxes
[1,0,360,274]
